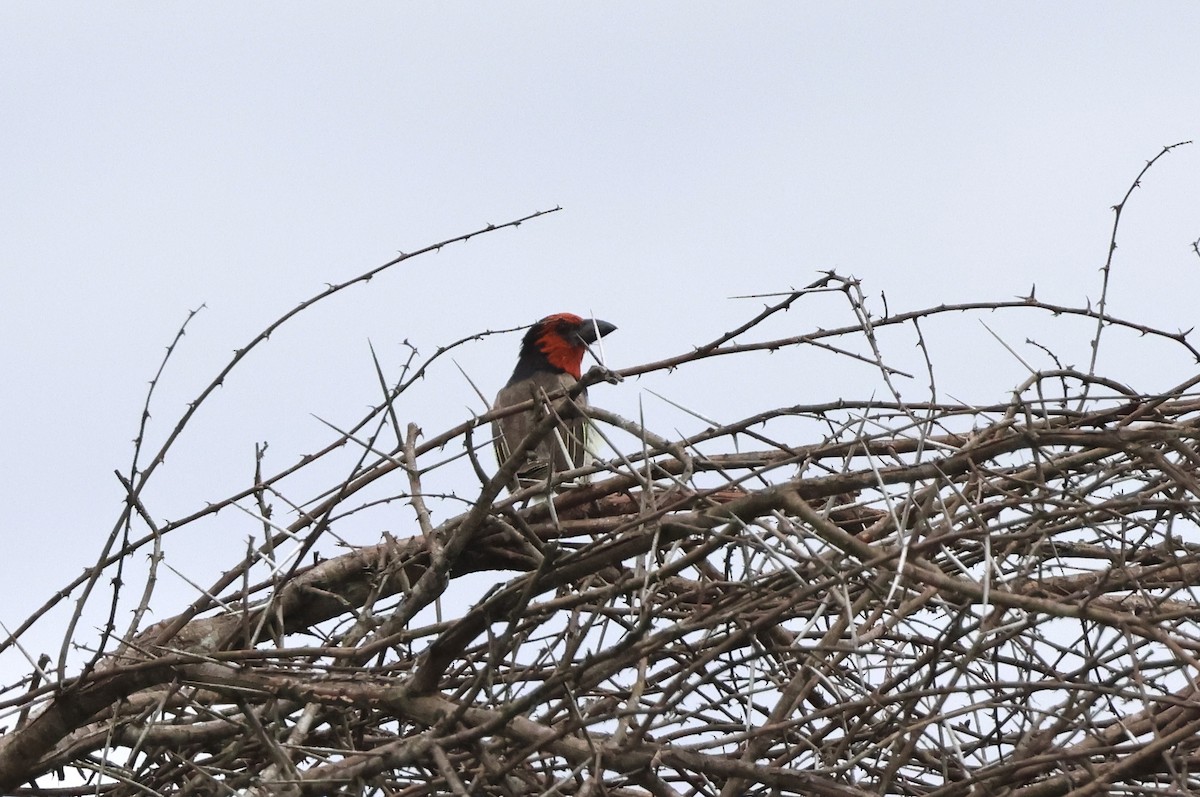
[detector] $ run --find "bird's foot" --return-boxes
[584,365,624,385]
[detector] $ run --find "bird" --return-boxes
[493,313,617,490]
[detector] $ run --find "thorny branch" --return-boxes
[4,182,1200,796]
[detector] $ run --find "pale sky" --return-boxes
[3,5,1199,677]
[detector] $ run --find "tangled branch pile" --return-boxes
[3,174,1200,794]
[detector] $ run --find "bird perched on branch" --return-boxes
[493,313,617,490]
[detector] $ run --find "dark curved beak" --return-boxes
[576,319,617,344]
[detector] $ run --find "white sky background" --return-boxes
[2,6,1200,682]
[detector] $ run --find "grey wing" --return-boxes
[493,373,586,488]
[493,382,537,486]
[540,376,588,475]
[560,386,589,471]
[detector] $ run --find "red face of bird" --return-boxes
[519,313,618,380]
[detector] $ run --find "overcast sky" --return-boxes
[3,5,1199,679]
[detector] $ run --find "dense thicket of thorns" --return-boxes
[2,150,1199,796]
